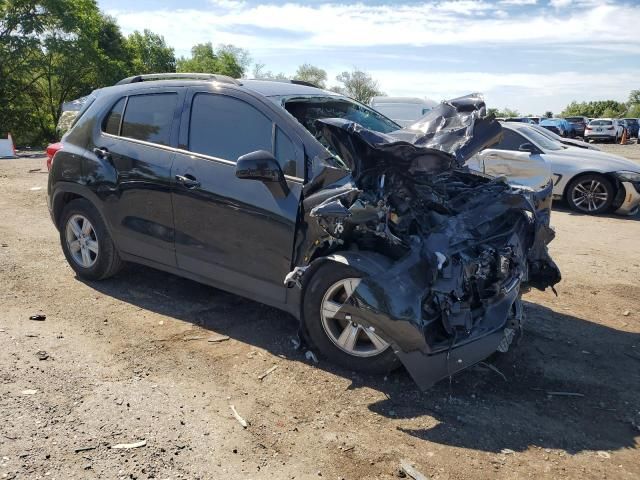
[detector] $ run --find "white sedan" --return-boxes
[468,122,640,215]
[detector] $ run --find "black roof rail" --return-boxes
[115,73,242,86]
[289,79,320,88]
[246,78,321,89]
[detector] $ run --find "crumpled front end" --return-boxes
[287,94,561,389]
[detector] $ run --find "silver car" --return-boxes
[468,122,640,215]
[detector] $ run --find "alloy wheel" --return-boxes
[65,214,99,268]
[320,278,390,357]
[571,179,609,213]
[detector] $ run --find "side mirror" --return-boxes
[235,150,289,198]
[518,142,537,153]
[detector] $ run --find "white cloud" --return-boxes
[109,2,639,56]
[549,0,572,7]
[367,69,640,113]
[500,0,537,5]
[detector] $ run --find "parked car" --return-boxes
[47,74,560,389]
[369,96,438,127]
[530,124,600,150]
[622,118,639,137]
[539,118,574,137]
[469,122,640,215]
[503,117,536,124]
[527,117,541,124]
[564,116,589,137]
[584,118,623,143]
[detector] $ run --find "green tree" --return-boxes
[544,111,553,118]
[177,42,244,78]
[251,62,288,80]
[627,104,640,118]
[487,107,519,118]
[561,100,627,118]
[1,1,133,143]
[218,44,251,73]
[294,63,327,88]
[126,29,175,74]
[628,90,640,105]
[333,69,383,104]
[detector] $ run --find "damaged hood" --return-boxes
[314,93,503,178]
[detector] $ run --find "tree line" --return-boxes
[1,1,384,146]
[489,91,640,120]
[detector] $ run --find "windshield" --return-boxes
[565,117,584,123]
[522,127,563,151]
[590,120,612,126]
[624,118,638,126]
[281,95,400,166]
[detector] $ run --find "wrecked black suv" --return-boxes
[48,73,560,389]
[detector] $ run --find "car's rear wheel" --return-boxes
[59,199,122,280]
[302,263,400,374]
[566,174,614,215]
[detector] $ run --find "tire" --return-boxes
[59,198,122,280]
[302,262,400,374]
[566,174,615,215]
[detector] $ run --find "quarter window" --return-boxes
[103,98,126,135]
[120,93,178,146]
[275,127,297,176]
[189,93,272,161]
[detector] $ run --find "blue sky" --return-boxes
[100,0,640,114]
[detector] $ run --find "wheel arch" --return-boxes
[51,184,113,236]
[562,171,620,200]
[297,250,394,324]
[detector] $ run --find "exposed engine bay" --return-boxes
[284,94,561,389]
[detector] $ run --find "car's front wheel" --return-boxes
[302,263,400,374]
[59,199,122,280]
[566,174,615,215]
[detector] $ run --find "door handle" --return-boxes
[93,147,111,161]
[175,174,200,189]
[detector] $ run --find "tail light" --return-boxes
[585,126,592,130]
[46,142,63,170]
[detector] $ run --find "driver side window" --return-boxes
[492,129,527,151]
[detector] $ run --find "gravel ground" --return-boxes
[0,151,638,480]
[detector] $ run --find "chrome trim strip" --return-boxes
[99,133,304,184]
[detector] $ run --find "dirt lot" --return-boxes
[1,145,639,480]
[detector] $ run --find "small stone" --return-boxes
[622,311,630,316]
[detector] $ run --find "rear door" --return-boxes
[170,88,304,305]
[91,88,184,266]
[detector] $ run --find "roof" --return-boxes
[370,96,438,107]
[241,79,340,97]
[100,74,340,99]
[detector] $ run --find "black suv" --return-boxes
[48,73,560,389]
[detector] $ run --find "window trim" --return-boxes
[101,96,127,136]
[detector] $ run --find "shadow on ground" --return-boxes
[84,264,640,455]
[552,201,640,221]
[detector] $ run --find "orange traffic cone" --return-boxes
[620,128,627,145]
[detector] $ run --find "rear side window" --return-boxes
[121,93,178,146]
[103,98,126,135]
[492,129,527,151]
[189,93,272,161]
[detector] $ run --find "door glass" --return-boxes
[121,93,178,145]
[189,93,272,161]
[492,129,527,151]
[275,127,297,176]
[103,98,126,135]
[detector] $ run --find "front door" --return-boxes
[170,88,304,305]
